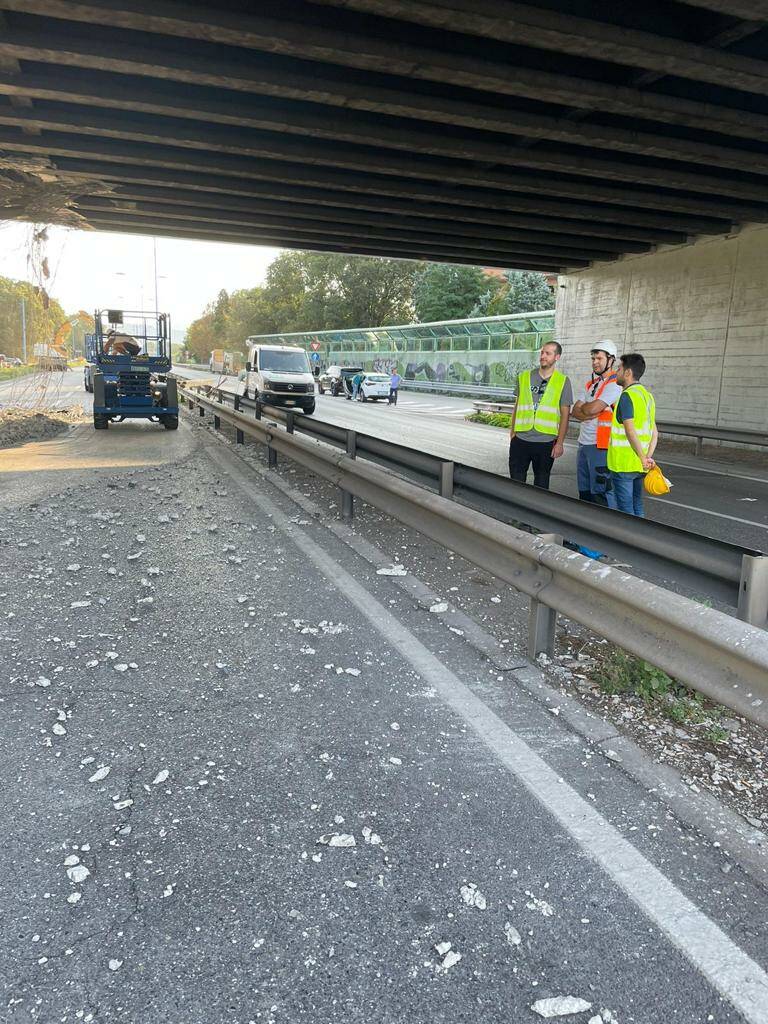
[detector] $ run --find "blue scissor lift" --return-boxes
[91,309,179,430]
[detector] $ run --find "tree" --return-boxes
[184,312,216,362]
[210,289,230,344]
[472,270,554,317]
[260,251,419,333]
[413,263,487,322]
[0,275,66,359]
[185,250,421,362]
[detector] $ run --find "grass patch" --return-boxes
[0,364,36,383]
[598,649,724,731]
[465,411,512,428]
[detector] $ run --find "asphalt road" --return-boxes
[2,413,766,1023]
[179,368,768,553]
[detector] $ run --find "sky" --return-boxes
[0,222,282,333]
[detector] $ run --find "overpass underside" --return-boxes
[1,1,768,271]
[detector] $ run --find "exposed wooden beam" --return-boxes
[671,0,768,21]
[48,156,694,243]
[1,66,767,177]
[4,24,768,145]
[9,0,768,98]
[306,0,768,93]
[0,129,741,232]
[83,212,574,269]
[0,104,765,217]
[80,193,618,261]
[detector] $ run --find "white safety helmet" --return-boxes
[590,339,618,359]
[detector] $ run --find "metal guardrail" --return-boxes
[182,380,768,629]
[400,379,519,399]
[179,384,768,730]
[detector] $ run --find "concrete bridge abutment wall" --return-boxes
[556,223,768,433]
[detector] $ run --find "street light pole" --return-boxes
[153,237,158,312]
[20,297,27,363]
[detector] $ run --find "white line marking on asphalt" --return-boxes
[214,443,768,1024]
[648,495,768,530]
[653,458,768,486]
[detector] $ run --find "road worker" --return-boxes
[508,341,572,489]
[606,353,658,517]
[570,339,622,505]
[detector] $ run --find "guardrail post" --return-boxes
[234,394,240,412]
[254,400,262,421]
[527,533,561,661]
[267,434,278,469]
[738,554,768,628]
[198,405,205,418]
[341,430,356,520]
[695,435,704,457]
[286,410,295,434]
[439,461,454,499]
[235,427,244,445]
[213,414,220,431]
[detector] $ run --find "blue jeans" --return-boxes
[607,472,645,516]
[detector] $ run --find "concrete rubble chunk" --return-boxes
[531,996,592,1018]
[317,833,356,848]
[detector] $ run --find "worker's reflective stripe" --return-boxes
[515,370,566,436]
[607,385,656,473]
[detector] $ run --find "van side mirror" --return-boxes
[245,361,252,373]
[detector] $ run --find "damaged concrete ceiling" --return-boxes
[1,0,768,270]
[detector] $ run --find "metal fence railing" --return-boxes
[178,380,767,625]
[178,383,768,730]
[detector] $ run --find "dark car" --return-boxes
[317,365,363,397]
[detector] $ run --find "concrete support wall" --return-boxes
[556,224,768,431]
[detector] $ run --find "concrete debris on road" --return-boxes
[531,996,592,1018]
[318,833,356,848]
[460,882,488,910]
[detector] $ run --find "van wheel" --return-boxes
[162,415,179,430]
[94,414,109,430]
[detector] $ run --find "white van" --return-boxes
[240,343,315,414]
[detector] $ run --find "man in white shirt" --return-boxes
[570,340,622,505]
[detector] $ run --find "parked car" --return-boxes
[240,342,316,414]
[4,356,23,366]
[318,365,363,397]
[356,372,391,402]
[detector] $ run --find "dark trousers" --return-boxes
[389,387,398,405]
[508,435,555,489]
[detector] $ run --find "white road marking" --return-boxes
[648,495,768,530]
[216,443,768,1023]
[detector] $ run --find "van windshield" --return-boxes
[260,349,310,373]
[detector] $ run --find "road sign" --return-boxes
[311,352,320,362]
[310,340,321,352]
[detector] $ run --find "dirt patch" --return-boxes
[540,631,767,830]
[0,406,86,449]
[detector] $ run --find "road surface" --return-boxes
[1,408,766,1024]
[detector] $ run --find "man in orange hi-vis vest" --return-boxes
[570,340,622,505]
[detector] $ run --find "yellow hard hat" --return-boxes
[644,465,671,495]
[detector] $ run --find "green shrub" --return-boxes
[465,411,512,428]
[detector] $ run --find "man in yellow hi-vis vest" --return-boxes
[509,341,572,489]
[606,353,659,517]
